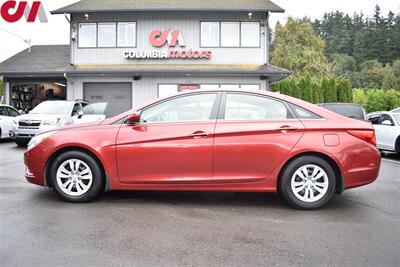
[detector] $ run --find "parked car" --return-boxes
[391,107,400,113]
[11,100,88,147]
[317,103,366,120]
[366,111,400,154]
[72,102,108,124]
[0,104,21,139]
[24,89,380,209]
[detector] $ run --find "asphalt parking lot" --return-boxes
[0,140,399,266]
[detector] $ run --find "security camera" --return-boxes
[71,32,77,41]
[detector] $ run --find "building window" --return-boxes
[79,23,97,48]
[201,21,260,48]
[200,84,220,90]
[158,84,178,98]
[241,22,260,47]
[220,84,240,90]
[221,22,240,47]
[98,23,116,47]
[240,84,260,90]
[201,22,220,47]
[118,22,136,47]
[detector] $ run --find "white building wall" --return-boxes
[68,75,266,108]
[4,82,10,105]
[71,11,268,65]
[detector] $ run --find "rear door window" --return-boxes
[222,93,291,121]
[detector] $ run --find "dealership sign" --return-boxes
[0,1,47,22]
[124,29,212,60]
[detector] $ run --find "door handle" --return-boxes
[278,125,298,133]
[189,131,211,137]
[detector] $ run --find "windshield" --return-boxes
[322,104,365,120]
[82,102,108,115]
[30,101,72,115]
[393,114,400,124]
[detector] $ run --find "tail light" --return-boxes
[347,130,377,146]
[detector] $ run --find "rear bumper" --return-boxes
[336,147,381,190]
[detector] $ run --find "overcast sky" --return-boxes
[0,0,399,63]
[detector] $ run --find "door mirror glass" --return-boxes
[126,112,141,124]
[381,120,393,126]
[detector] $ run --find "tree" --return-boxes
[337,79,353,102]
[297,76,313,102]
[322,77,337,102]
[352,88,367,107]
[364,89,387,112]
[271,17,330,80]
[329,54,357,79]
[312,80,324,104]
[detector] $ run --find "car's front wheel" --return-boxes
[279,155,336,210]
[49,150,104,202]
[15,138,29,147]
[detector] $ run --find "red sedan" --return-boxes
[24,90,380,209]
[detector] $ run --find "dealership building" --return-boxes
[0,0,291,115]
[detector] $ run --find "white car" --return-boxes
[0,104,21,139]
[72,102,108,124]
[391,107,400,113]
[11,100,88,147]
[367,111,400,154]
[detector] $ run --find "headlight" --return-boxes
[27,131,57,151]
[43,118,61,126]
[12,120,17,125]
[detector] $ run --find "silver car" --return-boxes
[11,100,88,147]
[367,111,400,154]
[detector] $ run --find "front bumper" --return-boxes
[24,141,52,186]
[11,124,59,140]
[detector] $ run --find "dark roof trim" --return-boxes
[51,8,284,14]
[51,0,285,14]
[1,70,291,77]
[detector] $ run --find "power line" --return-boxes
[0,27,31,52]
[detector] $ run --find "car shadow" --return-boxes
[381,151,400,161]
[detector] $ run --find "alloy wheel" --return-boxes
[290,164,329,203]
[56,159,93,197]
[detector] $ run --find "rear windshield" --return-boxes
[322,104,365,120]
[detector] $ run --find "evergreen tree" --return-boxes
[337,79,353,102]
[323,77,338,102]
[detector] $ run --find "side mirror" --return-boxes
[126,112,141,125]
[77,111,84,119]
[381,120,393,126]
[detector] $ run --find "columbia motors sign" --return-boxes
[0,1,47,22]
[124,29,212,60]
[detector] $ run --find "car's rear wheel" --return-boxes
[49,150,103,203]
[279,156,336,210]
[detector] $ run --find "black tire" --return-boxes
[395,137,400,155]
[15,138,29,147]
[279,155,336,210]
[48,150,104,203]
